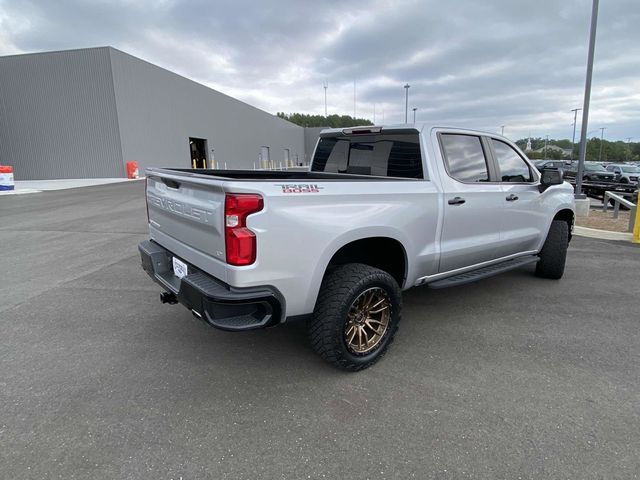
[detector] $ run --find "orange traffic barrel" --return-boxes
[0,165,14,190]
[126,161,139,179]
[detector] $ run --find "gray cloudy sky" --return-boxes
[1,0,638,140]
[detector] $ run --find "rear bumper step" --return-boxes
[428,256,539,289]
[139,240,284,331]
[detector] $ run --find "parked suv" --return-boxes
[564,162,616,182]
[533,160,572,172]
[605,164,640,184]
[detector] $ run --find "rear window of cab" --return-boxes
[312,134,423,179]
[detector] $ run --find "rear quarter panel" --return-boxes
[223,179,440,317]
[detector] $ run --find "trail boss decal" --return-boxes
[275,184,324,193]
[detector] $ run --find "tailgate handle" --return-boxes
[161,178,181,189]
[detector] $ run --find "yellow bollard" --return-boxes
[634,193,640,243]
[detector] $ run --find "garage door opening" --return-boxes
[189,137,208,169]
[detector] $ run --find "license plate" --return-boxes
[172,257,188,279]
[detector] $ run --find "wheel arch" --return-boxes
[327,237,408,287]
[304,231,410,315]
[553,208,575,241]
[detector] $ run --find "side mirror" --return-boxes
[539,168,564,193]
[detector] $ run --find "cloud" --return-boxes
[0,0,638,140]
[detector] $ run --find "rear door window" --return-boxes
[311,134,423,179]
[440,134,489,182]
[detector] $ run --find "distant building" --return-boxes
[532,145,573,157]
[0,47,305,180]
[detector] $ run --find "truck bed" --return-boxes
[154,168,418,182]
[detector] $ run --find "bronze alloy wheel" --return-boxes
[344,287,391,355]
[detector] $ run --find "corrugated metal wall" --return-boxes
[108,48,304,173]
[0,48,124,180]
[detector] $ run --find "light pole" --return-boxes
[598,127,606,162]
[404,84,410,123]
[575,0,600,198]
[501,125,505,136]
[323,81,328,117]
[412,107,417,124]
[544,135,549,160]
[570,108,581,160]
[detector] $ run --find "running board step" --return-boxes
[428,256,539,289]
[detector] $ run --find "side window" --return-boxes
[440,134,489,182]
[492,139,533,182]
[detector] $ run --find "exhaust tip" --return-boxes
[160,292,178,304]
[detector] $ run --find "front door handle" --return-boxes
[506,194,519,202]
[448,196,466,205]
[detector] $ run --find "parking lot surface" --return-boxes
[1,181,639,479]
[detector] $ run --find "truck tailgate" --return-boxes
[146,171,226,269]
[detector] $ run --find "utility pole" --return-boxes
[544,135,549,160]
[570,108,581,160]
[575,0,599,198]
[598,127,606,162]
[501,125,505,136]
[373,104,376,124]
[323,81,328,117]
[404,84,410,123]
[412,107,417,124]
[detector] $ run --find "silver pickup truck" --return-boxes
[139,125,575,371]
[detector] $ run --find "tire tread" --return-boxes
[536,220,569,279]
[308,263,401,371]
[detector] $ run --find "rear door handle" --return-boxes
[448,196,466,205]
[506,194,519,202]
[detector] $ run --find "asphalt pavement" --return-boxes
[1,181,639,479]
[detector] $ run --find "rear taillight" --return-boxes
[224,193,264,266]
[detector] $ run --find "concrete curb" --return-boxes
[0,178,144,196]
[0,188,42,196]
[574,225,633,242]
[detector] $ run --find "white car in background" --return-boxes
[605,164,640,184]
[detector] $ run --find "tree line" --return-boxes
[277,113,638,162]
[514,137,639,162]
[277,112,373,128]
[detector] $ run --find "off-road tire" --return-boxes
[535,220,569,279]
[308,263,402,371]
